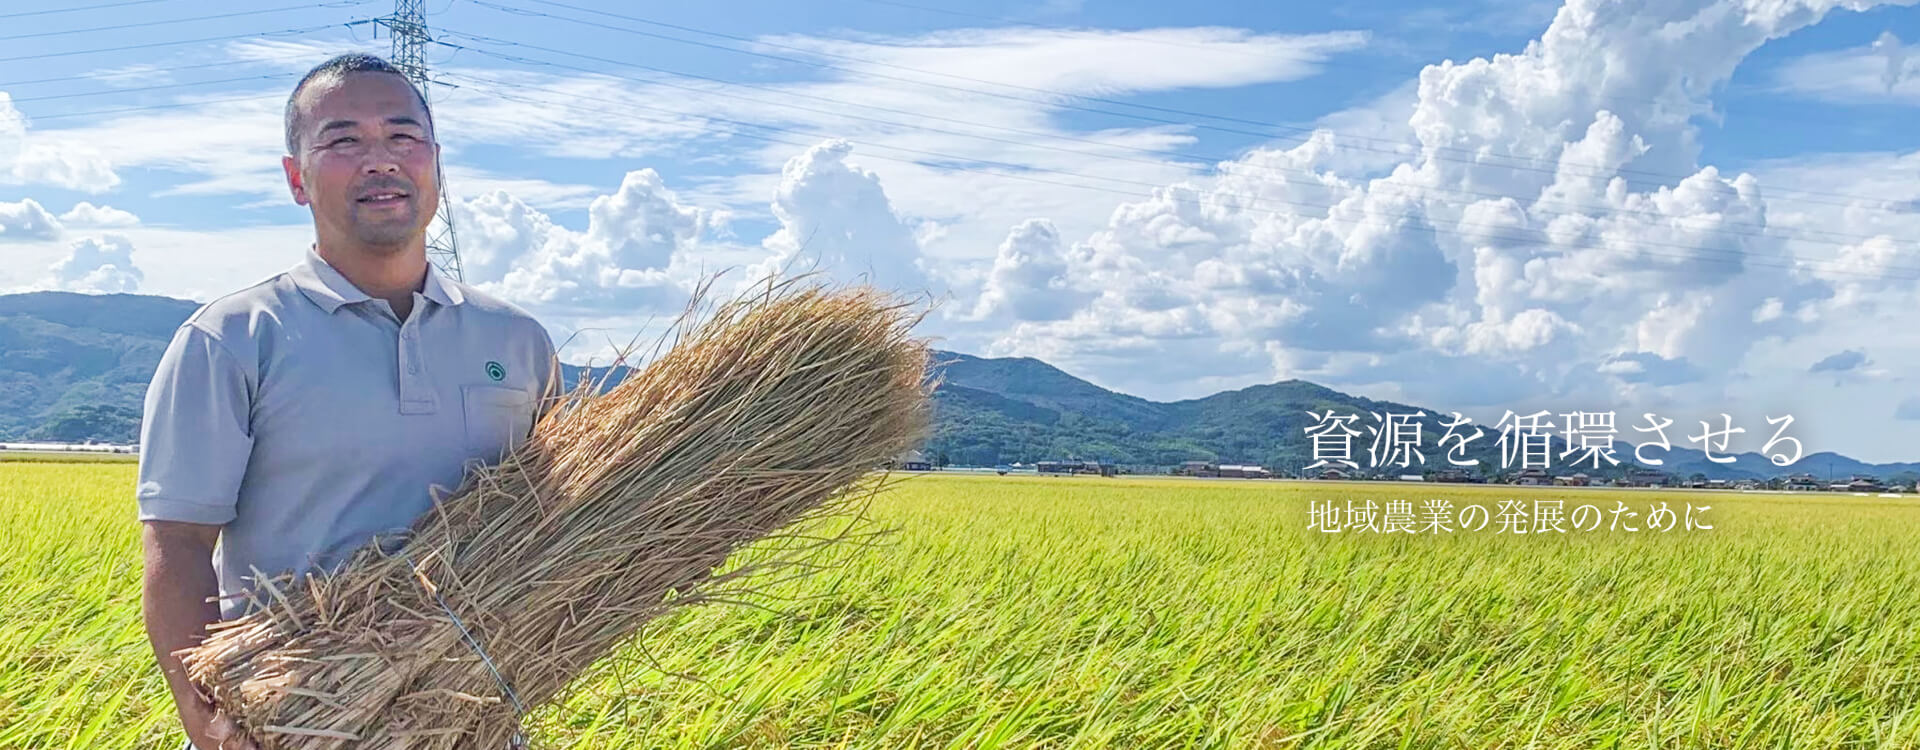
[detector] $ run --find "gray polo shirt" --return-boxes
[136,247,556,620]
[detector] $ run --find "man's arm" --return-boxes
[136,322,259,750]
[141,521,256,750]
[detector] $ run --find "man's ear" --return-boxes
[283,154,309,206]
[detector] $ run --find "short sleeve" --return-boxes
[135,323,255,525]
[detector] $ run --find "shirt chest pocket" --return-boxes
[461,384,534,461]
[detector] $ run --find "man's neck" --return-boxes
[315,242,428,321]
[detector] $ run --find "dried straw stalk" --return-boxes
[179,280,933,748]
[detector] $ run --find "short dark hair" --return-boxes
[284,53,433,156]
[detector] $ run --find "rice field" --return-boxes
[3,460,1917,749]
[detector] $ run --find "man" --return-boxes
[137,54,557,750]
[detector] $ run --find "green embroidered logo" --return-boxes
[485,361,506,381]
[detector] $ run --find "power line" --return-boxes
[10,93,286,122]
[0,24,355,64]
[848,0,1369,65]
[0,1,375,43]
[444,73,1920,282]
[452,75,1916,282]
[0,59,300,89]
[475,0,1908,210]
[20,74,1898,298]
[3,74,302,105]
[0,0,173,20]
[8,2,1899,280]
[844,0,1798,121]
[434,31,1916,252]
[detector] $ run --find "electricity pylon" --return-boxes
[377,0,462,281]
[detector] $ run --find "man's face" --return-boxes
[282,72,438,252]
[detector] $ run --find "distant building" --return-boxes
[1398,473,1425,482]
[1627,469,1670,487]
[1081,460,1118,477]
[1219,464,1271,479]
[1038,460,1115,477]
[1178,461,1220,478]
[1514,467,1551,486]
[894,449,932,471]
[1784,473,1821,491]
[1318,467,1349,480]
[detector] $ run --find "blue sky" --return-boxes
[3,0,1919,463]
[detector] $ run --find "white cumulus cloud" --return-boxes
[0,198,62,241]
[58,202,139,228]
[758,139,934,296]
[959,0,1919,437]
[48,234,143,293]
[0,92,120,192]
[481,168,723,312]
[971,218,1088,322]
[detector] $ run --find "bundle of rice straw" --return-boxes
[180,279,933,748]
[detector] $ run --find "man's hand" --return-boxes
[180,696,259,750]
[142,520,254,750]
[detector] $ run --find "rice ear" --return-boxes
[180,276,934,749]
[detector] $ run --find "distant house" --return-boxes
[1038,460,1115,477]
[895,450,932,472]
[1318,468,1349,480]
[1514,468,1551,486]
[1553,472,1590,487]
[1178,461,1220,478]
[1847,477,1885,493]
[1219,464,1271,479]
[1784,473,1821,491]
[1432,468,1474,483]
[1627,469,1670,487]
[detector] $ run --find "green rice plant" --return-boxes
[3,465,1917,748]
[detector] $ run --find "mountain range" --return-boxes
[2,290,1913,482]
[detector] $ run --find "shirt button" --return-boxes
[408,363,419,374]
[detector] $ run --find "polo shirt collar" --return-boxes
[291,247,464,314]
[291,248,368,314]
[421,257,465,307]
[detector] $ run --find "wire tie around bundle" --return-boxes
[404,554,530,750]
